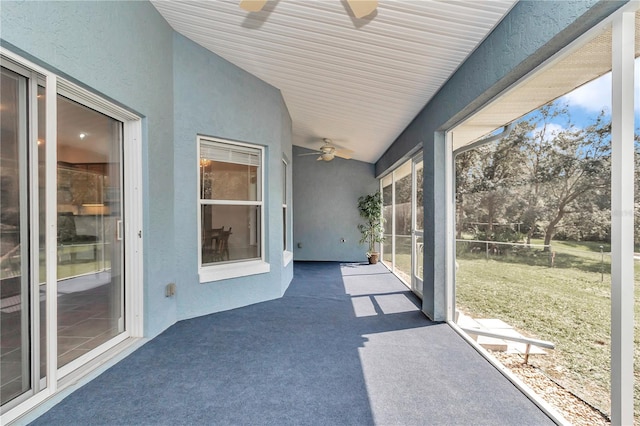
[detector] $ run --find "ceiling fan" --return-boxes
[239,0,378,19]
[298,138,354,162]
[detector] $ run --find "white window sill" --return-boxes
[199,260,270,283]
[283,250,293,267]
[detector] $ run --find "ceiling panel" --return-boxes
[152,0,516,163]
[452,14,640,151]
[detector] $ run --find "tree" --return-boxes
[455,149,479,238]
[455,101,612,248]
[537,111,610,247]
[357,191,385,254]
[456,134,523,239]
[508,104,567,245]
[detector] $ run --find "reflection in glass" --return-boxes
[37,85,47,381]
[56,95,123,369]
[393,161,412,282]
[415,235,424,291]
[0,67,30,405]
[201,205,261,265]
[415,161,423,231]
[200,156,260,202]
[382,176,393,265]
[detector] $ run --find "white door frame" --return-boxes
[0,48,144,424]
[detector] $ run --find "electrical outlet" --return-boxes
[165,282,176,297]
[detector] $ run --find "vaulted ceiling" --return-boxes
[151,0,517,163]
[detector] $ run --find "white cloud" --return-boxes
[561,73,611,114]
[560,58,640,114]
[534,122,566,142]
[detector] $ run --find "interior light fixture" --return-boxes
[79,133,86,140]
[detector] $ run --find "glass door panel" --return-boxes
[37,85,47,382]
[381,175,393,265]
[393,161,412,284]
[412,159,424,296]
[56,95,123,369]
[0,68,30,405]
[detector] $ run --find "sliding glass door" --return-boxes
[380,153,424,296]
[56,94,124,371]
[0,55,137,415]
[0,67,30,406]
[412,158,424,297]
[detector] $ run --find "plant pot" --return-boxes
[368,252,379,264]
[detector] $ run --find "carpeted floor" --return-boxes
[29,261,554,425]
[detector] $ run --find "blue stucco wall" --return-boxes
[292,146,378,262]
[1,0,177,336]
[173,33,293,320]
[1,1,293,336]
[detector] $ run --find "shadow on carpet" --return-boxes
[30,261,553,425]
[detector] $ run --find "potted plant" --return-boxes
[357,191,385,264]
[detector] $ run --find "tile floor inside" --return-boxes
[1,271,120,406]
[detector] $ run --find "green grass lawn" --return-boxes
[455,240,639,418]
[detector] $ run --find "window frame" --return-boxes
[282,156,293,266]
[197,135,269,283]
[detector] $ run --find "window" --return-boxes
[198,136,267,281]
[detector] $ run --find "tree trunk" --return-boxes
[543,209,565,250]
[486,194,495,235]
[456,194,464,239]
[525,224,535,246]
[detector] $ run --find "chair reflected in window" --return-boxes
[202,226,232,263]
[203,226,223,252]
[212,227,232,262]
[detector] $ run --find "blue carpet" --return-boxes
[30,261,554,425]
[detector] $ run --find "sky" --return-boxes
[557,57,640,129]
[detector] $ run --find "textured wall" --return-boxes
[1,0,177,336]
[172,34,293,320]
[1,1,294,335]
[292,146,378,262]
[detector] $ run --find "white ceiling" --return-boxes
[151,0,517,163]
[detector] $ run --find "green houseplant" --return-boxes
[357,191,385,264]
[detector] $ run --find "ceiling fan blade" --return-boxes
[239,0,267,12]
[298,152,321,157]
[334,149,353,160]
[346,0,378,18]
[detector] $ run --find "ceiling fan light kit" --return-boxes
[319,153,335,162]
[298,138,354,162]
